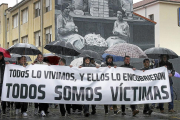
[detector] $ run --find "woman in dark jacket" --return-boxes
[158,55,175,113]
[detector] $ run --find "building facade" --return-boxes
[134,0,180,55]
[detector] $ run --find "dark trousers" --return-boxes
[39,103,49,113]
[104,105,117,113]
[143,104,151,113]
[35,103,39,108]
[15,102,28,113]
[121,105,136,112]
[72,104,82,111]
[84,105,96,113]
[59,104,71,116]
[0,84,10,111]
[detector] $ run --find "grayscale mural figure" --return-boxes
[106,11,130,48]
[57,3,85,50]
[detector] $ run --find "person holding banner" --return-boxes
[120,56,139,116]
[79,57,96,117]
[58,58,72,116]
[0,52,10,115]
[101,55,119,115]
[158,55,175,113]
[15,56,28,117]
[141,59,153,115]
[32,53,50,117]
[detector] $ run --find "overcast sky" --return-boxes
[0,0,142,8]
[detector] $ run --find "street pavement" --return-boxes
[1,101,180,120]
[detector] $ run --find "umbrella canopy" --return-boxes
[7,43,41,55]
[0,47,11,58]
[44,41,81,56]
[79,50,102,60]
[105,43,147,58]
[144,47,178,59]
[5,54,32,62]
[43,53,60,65]
[102,53,124,62]
[70,57,83,67]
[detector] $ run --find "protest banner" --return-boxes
[1,64,171,104]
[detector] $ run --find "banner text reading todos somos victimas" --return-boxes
[2,64,171,104]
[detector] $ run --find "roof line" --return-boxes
[133,12,157,24]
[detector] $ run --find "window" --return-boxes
[149,14,154,21]
[46,0,52,12]
[13,14,18,28]
[22,36,28,43]
[35,1,41,17]
[35,31,41,47]
[13,39,18,45]
[7,42,9,48]
[7,18,9,31]
[45,27,52,44]
[22,8,28,24]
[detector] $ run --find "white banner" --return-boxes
[1,64,171,104]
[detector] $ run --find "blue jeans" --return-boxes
[159,86,173,110]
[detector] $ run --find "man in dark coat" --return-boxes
[79,57,96,117]
[158,55,175,113]
[101,55,119,115]
[120,56,139,116]
[140,59,153,115]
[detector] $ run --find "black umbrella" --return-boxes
[44,41,81,56]
[7,43,41,55]
[144,47,178,59]
[5,54,32,62]
[79,50,102,60]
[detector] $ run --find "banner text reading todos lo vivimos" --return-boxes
[2,64,171,104]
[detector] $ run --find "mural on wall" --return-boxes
[55,0,134,50]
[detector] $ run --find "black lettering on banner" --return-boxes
[87,73,91,81]
[10,69,13,77]
[116,73,121,81]
[25,70,29,78]
[159,72,166,80]
[6,83,12,98]
[139,87,142,101]
[63,86,71,100]
[86,87,93,101]
[94,87,102,101]
[70,73,75,80]
[72,87,85,101]
[119,86,123,101]
[55,85,62,100]
[17,70,20,77]
[154,86,162,100]
[20,84,28,99]
[100,74,104,81]
[124,87,130,101]
[105,73,109,81]
[37,71,41,78]
[161,85,169,99]
[79,73,85,81]
[51,71,56,79]
[110,87,118,101]
[12,84,19,98]
[21,71,25,78]
[131,87,138,101]
[38,85,45,99]
[112,73,116,81]
[29,84,37,99]
[44,71,49,79]
[123,73,127,81]
[13,70,16,77]
[142,87,153,101]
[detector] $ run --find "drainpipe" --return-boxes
[40,0,43,53]
[18,7,20,43]
[4,12,7,49]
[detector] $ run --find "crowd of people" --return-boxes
[0,51,176,117]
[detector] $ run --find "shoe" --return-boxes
[114,110,118,115]
[105,109,108,115]
[122,112,126,115]
[22,112,28,117]
[84,112,90,117]
[72,110,76,113]
[169,109,176,113]
[15,109,20,115]
[77,110,82,114]
[62,114,66,117]
[160,110,165,113]
[148,110,153,115]
[34,108,38,115]
[91,111,96,115]
[2,109,6,115]
[40,111,46,117]
[133,109,139,116]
